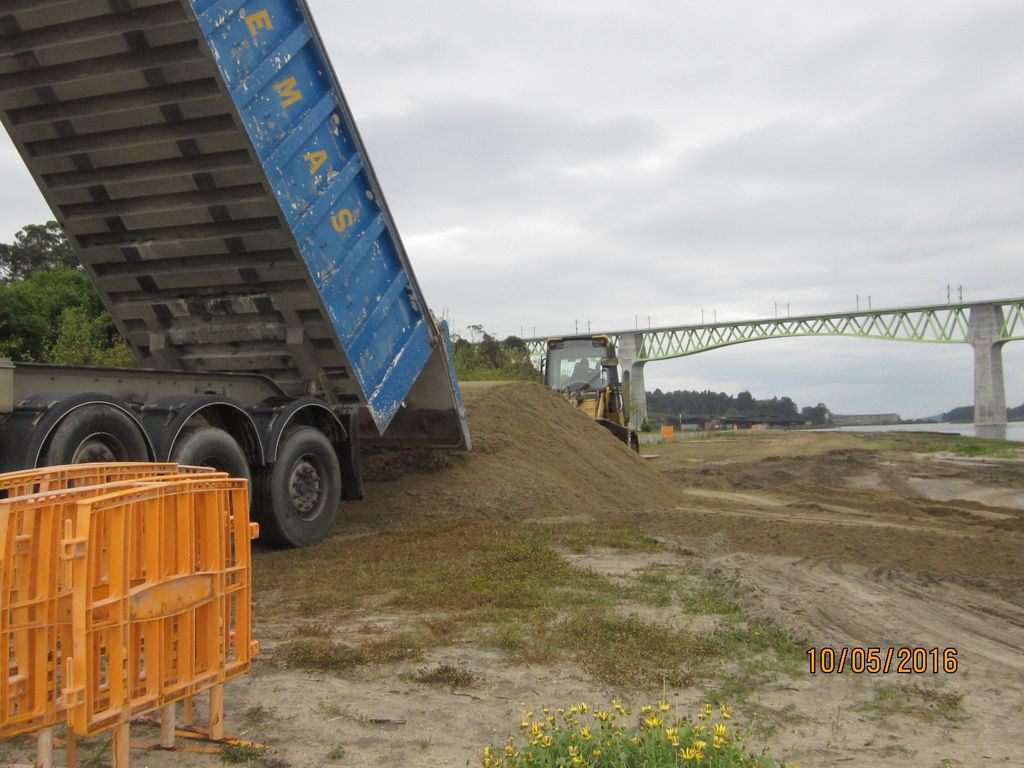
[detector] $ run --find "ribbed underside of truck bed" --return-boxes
[0,0,391,412]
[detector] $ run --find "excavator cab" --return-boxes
[545,336,640,451]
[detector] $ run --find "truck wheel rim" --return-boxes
[288,454,322,519]
[72,433,125,463]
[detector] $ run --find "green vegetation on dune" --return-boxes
[453,326,540,382]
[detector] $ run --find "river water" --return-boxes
[821,421,1024,442]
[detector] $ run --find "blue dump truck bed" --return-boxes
[0,0,469,449]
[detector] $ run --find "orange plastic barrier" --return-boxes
[0,465,257,753]
[660,425,675,439]
[0,487,74,738]
[0,462,213,500]
[63,477,258,736]
[0,473,224,739]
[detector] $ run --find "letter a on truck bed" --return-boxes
[0,0,469,450]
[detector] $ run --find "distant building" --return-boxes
[830,413,901,426]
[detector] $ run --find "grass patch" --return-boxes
[555,526,662,553]
[409,662,477,687]
[629,567,746,618]
[362,632,424,664]
[948,437,1020,457]
[884,432,1020,457]
[219,743,268,764]
[855,682,965,723]
[258,521,800,690]
[681,582,744,617]
[256,523,625,618]
[556,613,719,688]
[274,638,365,673]
[555,611,803,692]
[290,621,334,639]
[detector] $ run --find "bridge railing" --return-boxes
[523,298,1024,363]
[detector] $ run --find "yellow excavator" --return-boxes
[543,335,640,452]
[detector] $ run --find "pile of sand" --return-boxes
[358,381,684,525]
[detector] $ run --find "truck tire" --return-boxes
[257,426,340,548]
[171,427,251,481]
[43,404,149,466]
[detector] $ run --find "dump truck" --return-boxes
[543,335,639,451]
[0,0,470,547]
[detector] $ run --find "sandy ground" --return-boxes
[4,383,1023,767]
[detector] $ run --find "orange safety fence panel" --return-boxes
[0,487,72,738]
[0,463,215,500]
[63,477,258,737]
[0,469,232,739]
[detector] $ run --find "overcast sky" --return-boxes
[1,0,1022,417]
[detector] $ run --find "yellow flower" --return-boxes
[644,713,663,729]
[612,699,629,716]
[641,704,653,713]
[680,747,699,760]
[714,724,728,738]
[580,727,592,741]
[719,704,732,719]
[596,710,611,723]
[580,702,589,714]
[664,727,680,746]
[658,700,672,712]
[630,736,641,747]
[530,723,545,737]
[541,735,553,749]
[572,756,584,767]
[505,743,518,757]
[693,739,707,752]
[592,748,603,758]
[568,745,580,758]
[713,735,725,749]
[692,724,707,735]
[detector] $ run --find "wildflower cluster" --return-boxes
[482,700,778,767]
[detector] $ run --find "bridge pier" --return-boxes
[617,333,649,428]
[969,305,1007,440]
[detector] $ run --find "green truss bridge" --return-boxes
[524,298,1024,437]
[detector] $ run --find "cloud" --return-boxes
[0,0,1020,416]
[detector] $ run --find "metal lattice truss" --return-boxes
[524,299,1024,363]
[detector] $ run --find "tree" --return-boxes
[801,403,831,425]
[0,222,135,367]
[46,306,135,367]
[736,390,755,413]
[503,335,528,352]
[452,326,540,382]
[0,268,102,361]
[0,222,79,283]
